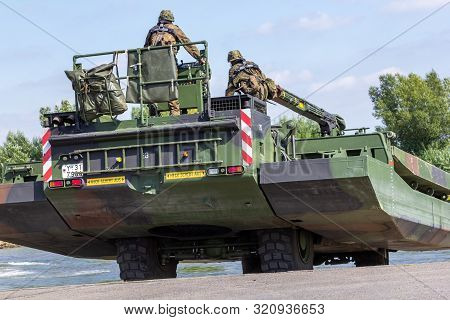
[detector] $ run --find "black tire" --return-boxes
[116,237,177,281]
[257,228,314,273]
[355,249,389,267]
[241,254,262,274]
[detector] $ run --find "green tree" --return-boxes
[278,116,321,139]
[39,100,75,126]
[369,70,449,156]
[30,137,42,162]
[0,131,41,165]
[131,106,149,120]
[420,143,450,172]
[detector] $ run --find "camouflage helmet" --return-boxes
[227,50,243,63]
[159,10,174,22]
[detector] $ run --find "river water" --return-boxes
[0,247,448,291]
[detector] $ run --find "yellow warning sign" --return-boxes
[86,176,126,186]
[165,170,206,181]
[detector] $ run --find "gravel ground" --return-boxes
[1,261,449,300]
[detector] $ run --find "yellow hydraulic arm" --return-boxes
[273,87,346,136]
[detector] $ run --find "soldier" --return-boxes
[144,10,205,116]
[225,50,278,101]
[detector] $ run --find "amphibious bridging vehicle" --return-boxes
[1,41,448,280]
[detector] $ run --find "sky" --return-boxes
[0,0,449,141]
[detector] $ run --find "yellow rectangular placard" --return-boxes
[86,176,126,186]
[165,170,206,181]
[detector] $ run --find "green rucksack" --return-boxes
[65,63,127,122]
[126,47,178,104]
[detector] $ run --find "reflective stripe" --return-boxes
[42,129,52,182]
[241,139,252,156]
[242,151,252,166]
[43,170,52,182]
[240,109,253,166]
[241,124,252,137]
[240,109,252,127]
[41,129,51,145]
[241,130,252,146]
[42,160,52,175]
[42,148,52,163]
[42,141,51,156]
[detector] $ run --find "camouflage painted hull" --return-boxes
[260,156,450,251]
[43,174,290,240]
[0,181,115,258]
[0,175,291,257]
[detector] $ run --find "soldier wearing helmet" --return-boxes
[225,50,277,101]
[144,10,204,116]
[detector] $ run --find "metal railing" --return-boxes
[72,41,210,125]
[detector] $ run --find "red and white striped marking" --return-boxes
[240,109,253,166]
[42,129,52,182]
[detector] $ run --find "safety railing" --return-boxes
[72,41,210,124]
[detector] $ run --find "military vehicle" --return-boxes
[0,41,449,281]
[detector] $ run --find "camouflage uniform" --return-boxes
[144,10,203,116]
[225,50,277,101]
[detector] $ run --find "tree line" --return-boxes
[0,70,448,174]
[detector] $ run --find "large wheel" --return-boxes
[354,249,389,267]
[116,237,177,281]
[241,254,262,274]
[257,228,314,273]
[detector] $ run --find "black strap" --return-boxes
[149,23,177,38]
[232,61,260,77]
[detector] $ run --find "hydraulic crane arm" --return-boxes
[272,87,346,136]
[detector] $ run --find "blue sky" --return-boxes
[0,0,448,141]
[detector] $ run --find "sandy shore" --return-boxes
[0,241,18,249]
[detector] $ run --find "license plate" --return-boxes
[62,163,83,179]
[165,170,206,180]
[86,176,126,186]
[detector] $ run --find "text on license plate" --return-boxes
[165,170,206,180]
[62,163,83,179]
[86,176,126,186]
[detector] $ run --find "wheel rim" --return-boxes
[297,230,312,263]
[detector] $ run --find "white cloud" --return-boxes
[310,75,357,93]
[386,0,448,12]
[294,12,350,30]
[255,12,351,35]
[257,22,275,35]
[362,67,404,84]
[310,67,403,93]
[267,69,313,86]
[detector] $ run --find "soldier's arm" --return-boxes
[173,25,202,61]
[240,81,253,94]
[225,67,238,96]
[225,80,236,96]
[144,29,152,47]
